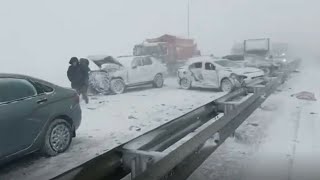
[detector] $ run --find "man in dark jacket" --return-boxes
[67,57,89,104]
[79,58,91,104]
[67,57,82,89]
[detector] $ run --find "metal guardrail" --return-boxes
[53,61,298,180]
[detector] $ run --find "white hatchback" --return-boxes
[177,56,265,92]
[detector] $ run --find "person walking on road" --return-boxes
[67,57,89,104]
[79,58,91,104]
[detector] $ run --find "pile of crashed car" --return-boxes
[87,54,267,94]
[0,35,298,165]
[87,36,297,94]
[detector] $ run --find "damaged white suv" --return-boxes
[177,56,265,92]
[88,55,167,94]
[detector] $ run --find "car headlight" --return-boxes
[282,58,287,62]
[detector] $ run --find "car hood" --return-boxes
[222,67,263,75]
[88,55,123,68]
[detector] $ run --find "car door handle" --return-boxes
[37,98,48,104]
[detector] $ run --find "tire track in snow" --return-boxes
[287,106,302,180]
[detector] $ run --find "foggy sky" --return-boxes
[0,0,319,84]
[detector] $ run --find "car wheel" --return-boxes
[180,78,191,89]
[41,119,72,156]
[153,74,164,88]
[110,79,125,94]
[89,72,110,94]
[220,78,234,92]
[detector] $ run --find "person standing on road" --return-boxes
[79,58,91,104]
[67,57,89,104]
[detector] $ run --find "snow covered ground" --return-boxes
[1,59,318,180]
[189,59,320,180]
[0,78,225,180]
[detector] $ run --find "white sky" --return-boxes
[0,0,319,84]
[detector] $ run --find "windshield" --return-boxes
[215,60,241,68]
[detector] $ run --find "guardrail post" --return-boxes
[224,103,235,115]
[130,154,151,178]
[122,150,166,179]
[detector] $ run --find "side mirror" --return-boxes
[132,65,137,69]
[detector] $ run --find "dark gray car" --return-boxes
[0,74,81,165]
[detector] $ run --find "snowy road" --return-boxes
[189,59,320,180]
[0,78,225,180]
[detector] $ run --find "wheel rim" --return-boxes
[113,80,124,93]
[155,75,163,87]
[181,78,190,89]
[50,124,71,152]
[222,80,233,92]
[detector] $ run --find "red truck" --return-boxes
[133,34,200,75]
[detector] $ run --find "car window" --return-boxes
[131,57,143,67]
[189,62,202,69]
[0,78,37,103]
[205,63,216,70]
[33,81,54,94]
[142,57,153,66]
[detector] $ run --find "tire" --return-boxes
[110,79,126,94]
[153,74,164,88]
[41,119,72,156]
[180,78,191,89]
[88,72,110,94]
[220,78,234,92]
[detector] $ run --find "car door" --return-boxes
[128,57,144,84]
[202,62,219,87]
[141,56,154,81]
[0,78,51,157]
[189,62,204,81]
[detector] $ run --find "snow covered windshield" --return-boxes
[215,60,241,68]
[117,57,135,67]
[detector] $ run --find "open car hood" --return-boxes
[88,55,123,68]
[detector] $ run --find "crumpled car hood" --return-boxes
[88,55,123,68]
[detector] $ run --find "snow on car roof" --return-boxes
[0,73,56,86]
[88,55,148,67]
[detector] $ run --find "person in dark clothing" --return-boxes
[67,57,89,104]
[79,58,90,82]
[67,57,82,89]
[79,58,91,104]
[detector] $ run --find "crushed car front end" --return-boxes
[228,68,265,88]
